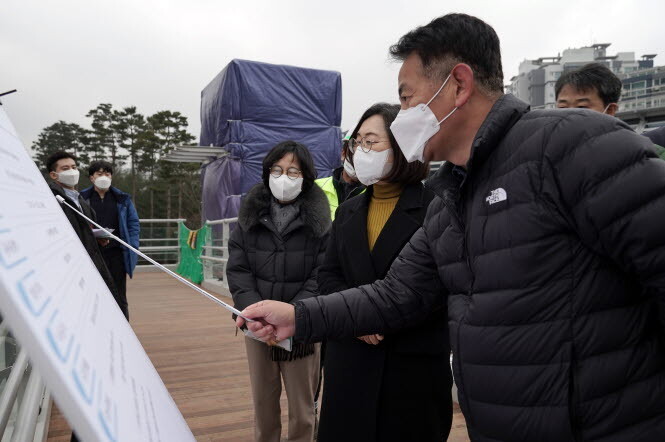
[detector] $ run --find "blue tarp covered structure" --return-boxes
[200,59,342,203]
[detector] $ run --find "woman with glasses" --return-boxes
[227,140,331,442]
[316,103,452,442]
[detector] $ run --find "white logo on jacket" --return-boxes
[486,188,507,205]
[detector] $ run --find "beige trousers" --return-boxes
[245,337,320,442]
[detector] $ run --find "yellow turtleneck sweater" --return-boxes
[367,182,403,251]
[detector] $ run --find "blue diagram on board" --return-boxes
[72,345,96,405]
[0,233,27,269]
[17,270,51,317]
[46,309,74,363]
[98,389,118,442]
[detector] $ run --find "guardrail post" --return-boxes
[136,219,186,271]
[10,368,43,442]
[222,221,230,288]
[175,221,181,268]
[202,222,212,281]
[200,218,237,291]
[0,349,28,434]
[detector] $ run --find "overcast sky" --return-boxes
[2,0,664,150]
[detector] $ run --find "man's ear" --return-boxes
[49,171,58,180]
[451,63,475,108]
[606,103,618,117]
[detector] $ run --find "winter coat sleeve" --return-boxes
[126,199,140,249]
[546,116,665,329]
[317,219,350,296]
[294,226,445,343]
[226,227,263,311]
[290,232,329,303]
[644,126,665,151]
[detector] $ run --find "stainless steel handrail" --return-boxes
[202,218,238,289]
[10,369,44,442]
[0,350,28,434]
[139,218,186,223]
[135,218,183,268]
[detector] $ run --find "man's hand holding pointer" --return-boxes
[236,300,297,343]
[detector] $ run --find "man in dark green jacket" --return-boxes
[645,126,665,154]
[654,142,665,159]
[555,63,665,159]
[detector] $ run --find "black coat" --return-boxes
[227,183,331,311]
[294,95,665,441]
[645,125,665,148]
[316,183,451,442]
[49,182,124,317]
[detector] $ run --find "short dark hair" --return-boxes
[350,102,429,185]
[555,63,622,106]
[88,160,114,176]
[389,13,503,94]
[262,141,317,194]
[46,151,77,173]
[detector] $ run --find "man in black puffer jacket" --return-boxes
[237,14,665,441]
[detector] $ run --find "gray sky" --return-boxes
[2,0,664,150]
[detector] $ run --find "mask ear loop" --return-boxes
[425,73,453,107]
[424,73,459,125]
[437,106,459,125]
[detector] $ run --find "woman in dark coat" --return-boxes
[316,103,452,442]
[227,141,331,442]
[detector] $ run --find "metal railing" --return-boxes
[136,218,185,270]
[201,218,238,290]
[0,320,50,441]
[619,65,665,80]
[618,95,665,112]
[0,218,189,440]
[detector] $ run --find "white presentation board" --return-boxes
[0,106,195,441]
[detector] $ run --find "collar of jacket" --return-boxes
[80,186,129,202]
[351,182,425,214]
[49,180,93,217]
[332,166,343,182]
[238,183,332,237]
[426,93,529,198]
[331,166,365,200]
[49,180,77,200]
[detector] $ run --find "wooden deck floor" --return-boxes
[47,273,469,441]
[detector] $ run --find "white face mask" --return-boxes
[390,73,458,163]
[343,158,357,179]
[94,176,112,190]
[353,148,393,186]
[57,169,80,187]
[269,175,303,202]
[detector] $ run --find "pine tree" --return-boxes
[86,103,123,165]
[113,106,146,198]
[32,121,91,172]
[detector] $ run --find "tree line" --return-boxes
[32,104,202,225]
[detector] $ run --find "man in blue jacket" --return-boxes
[81,161,140,319]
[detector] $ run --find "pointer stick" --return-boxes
[55,194,254,322]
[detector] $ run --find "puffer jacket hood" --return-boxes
[238,182,332,237]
